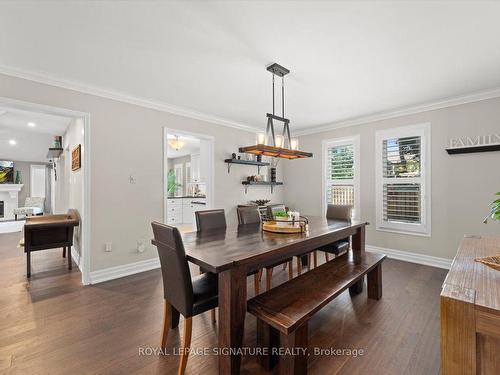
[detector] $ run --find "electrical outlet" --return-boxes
[137,241,145,253]
[105,242,112,252]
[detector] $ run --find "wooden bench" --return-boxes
[247,251,386,375]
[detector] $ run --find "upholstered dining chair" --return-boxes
[195,209,261,298]
[315,204,352,265]
[237,206,294,291]
[151,221,218,375]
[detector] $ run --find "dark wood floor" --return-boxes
[0,231,447,374]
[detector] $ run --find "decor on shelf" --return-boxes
[71,144,81,171]
[446,133,500,154]
[239,63,313,160]
[483,192,500,223]
[53,135,62,148]
[14,170,22,184]
[270,167,276,182]
[0,161,14,183]
[168,135,185,151]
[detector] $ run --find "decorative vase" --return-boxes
[15,171,22,184]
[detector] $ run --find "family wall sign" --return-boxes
[446,133,500,154]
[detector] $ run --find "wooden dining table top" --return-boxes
[181,216,368,273]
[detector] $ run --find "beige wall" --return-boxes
[284,97,500,260]
[0,73,284,271]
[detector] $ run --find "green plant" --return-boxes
[273,210,288,218]
[484,192,500,223]
[167,170,182,195]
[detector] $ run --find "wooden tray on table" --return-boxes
[262,218,308,234]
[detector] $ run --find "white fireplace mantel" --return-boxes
[0,184,24,199]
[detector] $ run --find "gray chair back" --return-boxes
[195,209,226,231]
[326,204,353,221]
[237,206,261,225]
[151,221,194,317]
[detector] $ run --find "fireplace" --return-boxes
[0,201,3,218]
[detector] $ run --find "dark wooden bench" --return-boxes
[247,251,386,375]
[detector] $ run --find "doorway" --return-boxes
[0,96,91,285]
[163,128,214,232]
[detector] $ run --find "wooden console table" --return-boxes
[441,235,500,374]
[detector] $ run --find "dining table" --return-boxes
[178,216,368,375]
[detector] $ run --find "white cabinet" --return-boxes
[182,198,194,224]
[190,153,200,182]
[166,198,182,224]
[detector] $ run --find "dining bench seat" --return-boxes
[247,251,386,375]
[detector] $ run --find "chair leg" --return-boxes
[26,250,31,278]
[254,273,260,295]
[266,267,273,291]
[62,247,66,258]
[178,317,193,375]
[325,252,330,262]
[296,257,302,276]
[211,308,217,324]
[288,260,293,280]
[313,251,318,268]
[307,253,312,269]
[67,246,72,270]
[161,301,172,349]
[15,214,17,221]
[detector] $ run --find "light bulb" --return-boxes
[275,135,284,148]
[256,132,266,145]
[290,138,299,150]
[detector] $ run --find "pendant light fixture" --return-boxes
[168,135,185,151]
[239,63,313,159]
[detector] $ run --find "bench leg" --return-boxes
[257,320,279,370]
[367,264,382,300]
[26,250,31,278]
[280,323,308,375]
[62,246,66,258]
[67,246,72,270]
[349,277,364,296]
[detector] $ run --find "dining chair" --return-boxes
[151,221,218,375]
[237,206,294,291]
[195,209,261,297]
[315,204,352,265]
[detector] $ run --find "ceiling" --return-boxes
[0,106,72,162]
[1,1,500,132]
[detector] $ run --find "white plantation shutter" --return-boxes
[324,137,360,219]
[376,124,430,236]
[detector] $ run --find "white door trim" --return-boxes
[0,96,92,285]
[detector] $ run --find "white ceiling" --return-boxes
[0,106,72,162]
[1,1,500,132]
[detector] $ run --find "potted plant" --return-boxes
[484,192,500,223]
[167,170,182,196]
[273,210,289,220]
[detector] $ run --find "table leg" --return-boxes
[350,225,366,295]
[218,267,247,375]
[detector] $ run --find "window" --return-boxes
[323,136,360,219]
[376,123,431,236]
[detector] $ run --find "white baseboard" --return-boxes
[89,257,160,284]
[366,245,452,269]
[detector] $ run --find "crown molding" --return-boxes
[295,86,500,136]
[2,64,500,137]
[0,64,259,133]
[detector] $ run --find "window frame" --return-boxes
[322,135,360,220]
[375,123,431,237]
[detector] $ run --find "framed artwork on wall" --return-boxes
[72,144,81,171]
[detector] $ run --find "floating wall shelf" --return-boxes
[242,181,283,194]
[446,144,500,154]
[224,158,270,174]
[47,148,63,159]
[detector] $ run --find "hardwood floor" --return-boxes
[0,231,447,374]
